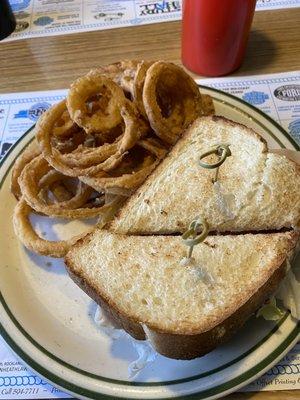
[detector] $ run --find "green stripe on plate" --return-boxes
[0,289,291,386]
[0,315,298,400]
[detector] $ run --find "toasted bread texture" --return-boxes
[65,229,299,359]
[108,116,300,234]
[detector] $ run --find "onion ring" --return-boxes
[11,139,41,200]
[67,73,126,134]
[13,191,125,258]
[13,198,86,258]
[118,100,150,153]
[61,100,148,166]
[37,169,88,206]
[133,61,154,118]
[37,100,148,177]
[19,155,120,219]
[79,147,159,195]
[142,61,202,144]
[36,101,124,176]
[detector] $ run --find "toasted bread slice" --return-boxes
[65,229,299,359]
[109,116,300,234]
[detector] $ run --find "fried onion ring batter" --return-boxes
[11,138,41,200]
[19,155,122,219]
[37,100,149,177]
[67,74,126,134]
[143,61,202,144]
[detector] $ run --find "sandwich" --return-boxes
[66,229,298,360]
[65,116,300,360]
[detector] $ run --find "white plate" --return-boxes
[0,87,299,400]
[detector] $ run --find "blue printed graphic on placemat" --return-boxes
[14,110,28,119]
[14,102,51,121]
[139,1,181,16]
[27,102,51,120]
[33,16,54,26]
[242,91,269,105]
[288,119,300,143]
[266,363,300,375]
[0,375,47,386]
[10,0,31,12]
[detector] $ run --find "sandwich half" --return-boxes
[108,116,300,234]
[65,230,299,359]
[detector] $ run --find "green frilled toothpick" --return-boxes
[182,217,209,259]
[199,143,231,183]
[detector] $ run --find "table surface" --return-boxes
[1,6,300,400]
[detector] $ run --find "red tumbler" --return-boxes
[182,0,257,76]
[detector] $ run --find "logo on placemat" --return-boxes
[14,102,51,121]
[139,1,181,16]
[242,91,269,105]
[33,16,54,26]
[274,85,300,101]
[27,102,51,121]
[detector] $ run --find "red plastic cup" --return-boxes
[182,0,257,76]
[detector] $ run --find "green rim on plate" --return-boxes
[0,320,298,400]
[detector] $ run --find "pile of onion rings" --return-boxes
[12,60,215,258]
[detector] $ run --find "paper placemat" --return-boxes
[0,70,299,398]
[4,0,300,42]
